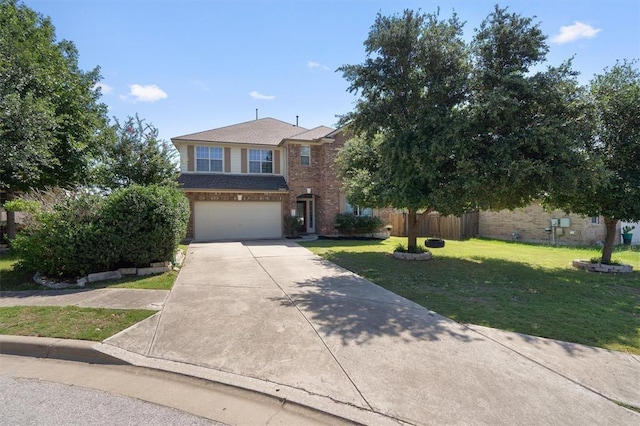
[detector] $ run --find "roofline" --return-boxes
[326,126,347,137]
[282,136,334,144]
[171,117,302,141]
[180,188,289,194]
[172,139,285,148]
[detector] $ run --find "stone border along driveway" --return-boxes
[30,249,186,289]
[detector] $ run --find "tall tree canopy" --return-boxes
[338,9,470,250]
[546,61,640,263]
[338,6,587,251]
[0,0,109,238]
[95,115,178,190]
[464,6,587,211]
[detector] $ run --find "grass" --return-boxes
[0,306,155,341]
[0,252,35,291]
[0,246,187,340]
[301,237,640,354]
[88,271,179,290]
[0,244,189,292]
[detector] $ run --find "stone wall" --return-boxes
[478,203,610,245]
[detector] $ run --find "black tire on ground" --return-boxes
[425,238,445,248]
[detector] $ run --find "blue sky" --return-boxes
[25,0,640,142]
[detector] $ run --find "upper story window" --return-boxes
[300,145,310,166]
[196,146,223,172]
[249,149,273,173]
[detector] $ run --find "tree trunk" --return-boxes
[407,209,418,251]
[601,217,618,264]
[5,190,16,241]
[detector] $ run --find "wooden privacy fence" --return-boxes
[388,211,479,240]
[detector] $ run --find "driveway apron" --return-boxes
[103,241,640,425]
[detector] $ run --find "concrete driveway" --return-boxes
[101,241,640,425]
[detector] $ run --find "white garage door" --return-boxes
[194,201,282,241]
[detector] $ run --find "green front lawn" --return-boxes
[0,306,155,341]
[0,246,187,341]
[301,237,640,354]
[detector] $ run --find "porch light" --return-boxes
[306,187,311,194]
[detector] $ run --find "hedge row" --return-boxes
[335,213,384,235]
[12,185,189,278]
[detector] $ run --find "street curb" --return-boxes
[1,336,405,425]
[0,335,130,365]
[97,342,407,426]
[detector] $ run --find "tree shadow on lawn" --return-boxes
[279,251,639,356]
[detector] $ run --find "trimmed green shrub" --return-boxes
[12,185,189,277]
[100,185,189,266]
[335,213,384,235]
[283,215,303,238]
[12,193,113,277]
[393,243,428,254]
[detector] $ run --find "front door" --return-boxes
[296,197,315,234]
[296,201,306,233]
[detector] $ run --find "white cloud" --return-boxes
[250,90,275,100]
[123,84,168,102]
[94,82,113,95]
[307,61,329,70]
[551,21,602,44]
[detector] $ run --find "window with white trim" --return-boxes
[300,145,310,166]
[249,149,273,173]
[196,146,223,172]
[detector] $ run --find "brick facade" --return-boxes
[478,203,610,245]
[286,130,349,236]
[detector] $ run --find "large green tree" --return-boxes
[546,61,640,263]
[338,6,587,251]
[0,0,109,238]
[95,115,178,190]
[463,6,587,212]
[338,9,470,250]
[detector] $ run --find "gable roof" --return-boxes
[288,126,335,141]
[172,117,336,147]
[172,117,309,146]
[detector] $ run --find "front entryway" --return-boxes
[296,195,315,234]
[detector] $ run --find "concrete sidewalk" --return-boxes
[97,241,640,425]
[0,288,168,311]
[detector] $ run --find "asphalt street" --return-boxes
[0,354,348,426]
[1,376,219,426]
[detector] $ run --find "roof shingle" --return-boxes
[172,117,310,146]
[178,173,289,191]
[289,126,335,141]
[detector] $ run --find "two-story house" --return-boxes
[171,117,352,241]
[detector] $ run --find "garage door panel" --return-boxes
[194,201,281,240]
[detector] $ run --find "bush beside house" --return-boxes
[335,213,384,236]
[11,185,189,278]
